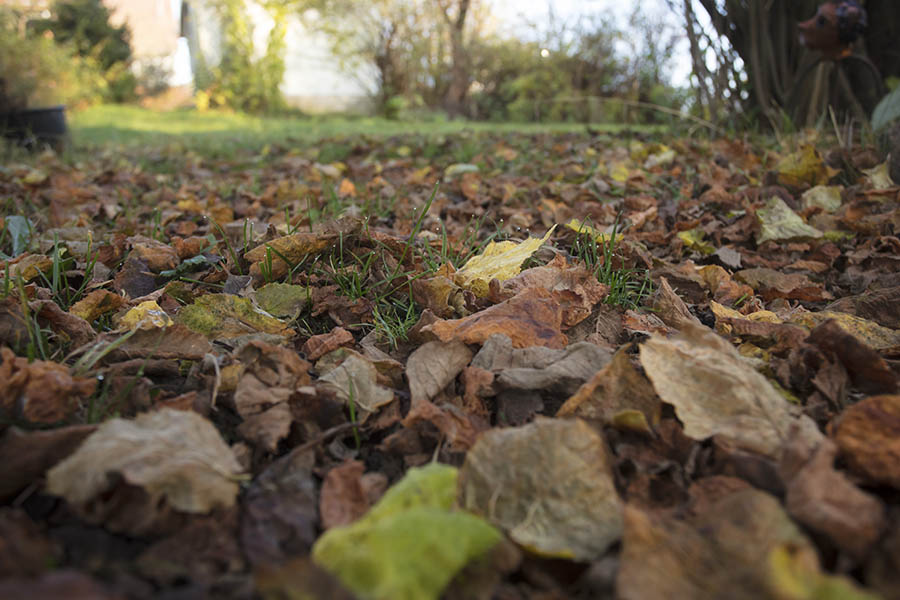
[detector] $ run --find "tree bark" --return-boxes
[438,0,471,117]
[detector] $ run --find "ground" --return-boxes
[1,106,899,599]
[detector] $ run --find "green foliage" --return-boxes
[31,0,135,102]
[202,0,288,114]
[872,80,900,132]
[0,9,102,110]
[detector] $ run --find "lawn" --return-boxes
[69,104,659,155]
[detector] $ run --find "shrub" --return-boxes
[30,0,136,102]
[0,9,102,111]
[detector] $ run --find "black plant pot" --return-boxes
[0,105,68,151]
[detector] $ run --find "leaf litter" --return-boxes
[1,128,899,598]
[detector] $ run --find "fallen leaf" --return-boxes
[677,228,716,255]
[318,353,394,417]
[320,460,387,531]
[105,323,212,361]
[177,293,294,339]
[313,463,501,600]
[638,323,823,458]
[256,557,356,600]
[756,196,823,244]
[0,571,122,600]
[458,417,622,560]
[136,510,243,585]
[302,326,355,360]
[454,226,556,297]
[833,394,900,489]
[775,145,832,188]
[807,319,898,394]
[802,185,843,212]
[118,300,173,331]
[406,340,473,407]
[246,231,338,280]
[651,276,702,329]
[241,448,319,566]
[0,347,96,423]
[0,508,58,578]
[470,334,612,400]
[558,347,661,430]
[424,287,567,349]
[617,489,876,600]
[780,436,885,561]
[254,282,309,318]
[488,253,609,327]
[735,267,829,302]
[0,424,96,502]
[788,310,900,352]
[69,289,126,323]
[46,408,244,515]
[825,286,900,330]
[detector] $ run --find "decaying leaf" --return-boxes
[802,185,842,212]
[774,145,833,188]
[557,347,661,430]
[638,323,822,458]
[177,293,294,339]
[833,394,900,490]
[459,417,622,560]
[318,353,394,417]
[756,196,823,244]
[241,448,319,566]
[781,436,886,561]
[617,489,877,600]
[246,231,338,280]
[789,310,900,352]
[313,463,501,600]
[488,254,609,327]
[69,289,126,323]
[46,408,244,514]
[0,347,96,423]
[254,282,309,318]
[424,287,567,349]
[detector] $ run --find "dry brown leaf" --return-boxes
[0,347,96,424]
[69,289,126,323]
[557,347,661,430]
[424,287,567,349]
[781,436,886,561]
[638,323,822,458]
[833,394,900,489]
[46,408,243,514]
[616,489,867,600]
[458,417,622,561]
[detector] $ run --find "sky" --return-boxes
[493,0,692,86]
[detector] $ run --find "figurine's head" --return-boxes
[798,1,868,59]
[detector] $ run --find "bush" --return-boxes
[0,9,102,111]
[30,0,136,102]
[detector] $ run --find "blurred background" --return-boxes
[1,0,897,131]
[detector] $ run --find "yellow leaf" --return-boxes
[119,300,174,331]
[564,219,623,244]
[677,229,716,255]
[454,226,556,297]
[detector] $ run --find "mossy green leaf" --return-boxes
[176,293,293,339]
[255,282,309,318]
[312,463,501,600]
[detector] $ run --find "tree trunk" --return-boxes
[438,0,471,117]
